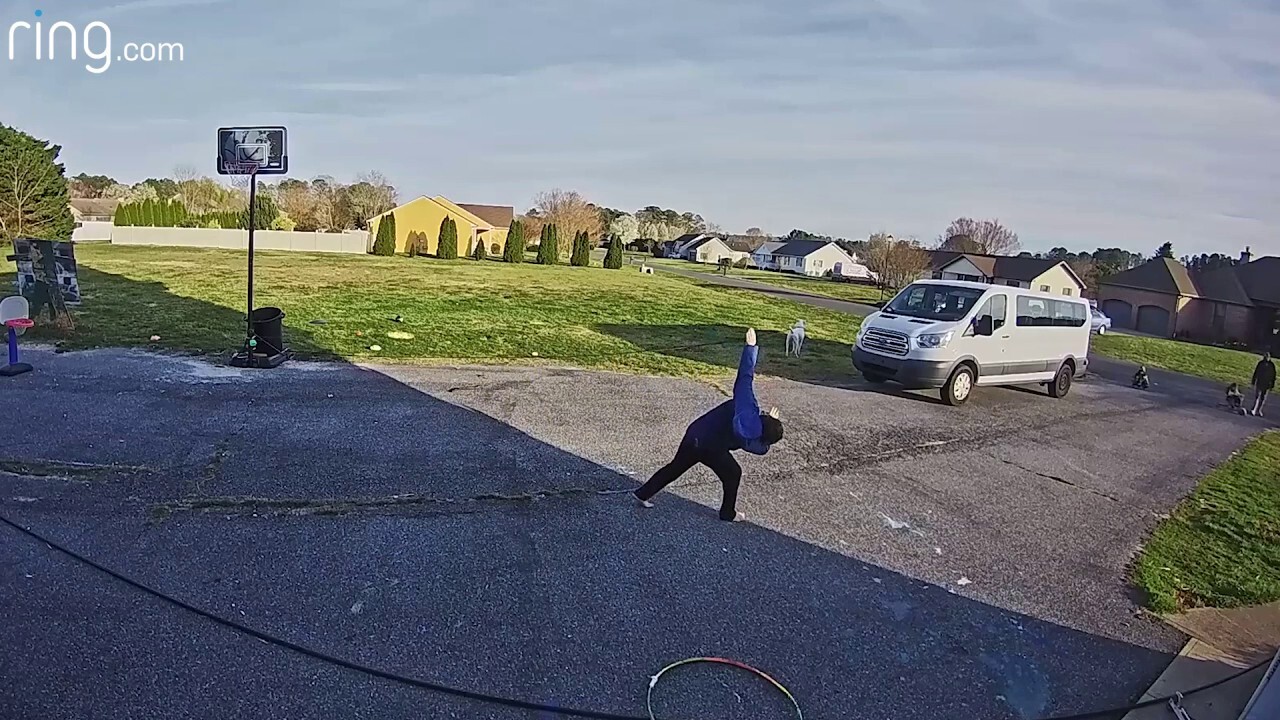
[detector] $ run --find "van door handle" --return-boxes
[1000,335,1011,339]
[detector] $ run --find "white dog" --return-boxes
[785,320,806,357]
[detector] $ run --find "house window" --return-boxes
[1006,280,1020,287]
[956,273,983,283]
[816,259,823,268]
[1062,288,1073,296]
[1039,285,1051,292]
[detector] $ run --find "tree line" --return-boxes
[68,169,398,233]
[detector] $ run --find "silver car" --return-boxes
[1090,308,1112,335]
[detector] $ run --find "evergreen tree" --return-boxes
[407,231,419,257]
[503,220,525,263]
[570,230,591,266]
[438,216,458,259]
[537,223,558,265]
[604,234,623,269]
[0,124,76,243]
[473,233,487,260]
[371,213,397,256]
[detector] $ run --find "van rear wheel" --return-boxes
[941,365,975,406]
[1049,363,1073,398]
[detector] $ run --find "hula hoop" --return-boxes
[646,657,803,720]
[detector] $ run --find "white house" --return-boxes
[751,241,788,270]
[665,233,717,259]
[769,240,860,277]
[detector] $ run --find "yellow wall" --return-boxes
[368,197,480,255]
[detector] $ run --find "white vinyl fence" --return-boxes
[111,226,370,254]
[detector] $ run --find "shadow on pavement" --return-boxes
[0,341,1194,720]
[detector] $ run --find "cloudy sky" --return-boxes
[4,0,1278,256]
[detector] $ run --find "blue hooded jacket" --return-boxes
[684,344,770,454]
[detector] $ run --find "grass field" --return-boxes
[12,244,862,381]
[1132,431,1280,613]
[641,257,887,305]
[1091,332,1262,385]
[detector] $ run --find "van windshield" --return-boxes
[885,283,986,321]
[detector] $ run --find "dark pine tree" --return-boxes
[570,230,591,266]
[371,213,397,255]
[438,216,459,259]
[537,223,559,265]
[503,220,525,263]
[604,234,623,269]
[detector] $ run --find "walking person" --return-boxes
[634,327,784,521]
[1250,352,1275,417]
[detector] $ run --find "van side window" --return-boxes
[1019,296,1087,327]
[1016,296,1051,326]
[975,294,1007,330]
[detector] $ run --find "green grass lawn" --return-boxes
[641,257,887,305]
[1091,332,1262,385]
[12,244,862,381]
[1132,431,1280,613]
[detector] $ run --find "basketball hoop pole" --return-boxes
[246,165,258,346]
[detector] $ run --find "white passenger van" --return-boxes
[852,280,1092,406]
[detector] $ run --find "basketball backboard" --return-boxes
[217,126,288,175]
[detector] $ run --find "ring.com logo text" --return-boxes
[7,9,184,74]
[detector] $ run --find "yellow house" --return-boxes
[368,197,513,256]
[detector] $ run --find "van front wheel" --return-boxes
[1048,363,1073,398]
[942,365,975,406]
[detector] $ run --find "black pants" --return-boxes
[635,437,742,520]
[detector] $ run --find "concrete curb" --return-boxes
[1121,638,1267,720]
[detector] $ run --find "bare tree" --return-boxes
[346,171,398,229]
[936,217,1020,255]
[530,189,602,256]
[275,179,320,232]
[866,233,931,290]
[608,213,639,244]
[638,219,680,243]
[745,227,766,237]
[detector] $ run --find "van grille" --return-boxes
[861,328,909,357]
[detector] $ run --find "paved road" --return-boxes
[645,261,882,316]
[1,347,1271,720]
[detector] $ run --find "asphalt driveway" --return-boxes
[0,347,1268,719]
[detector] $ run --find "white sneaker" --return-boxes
[635,496,655,509]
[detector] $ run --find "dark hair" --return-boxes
[760,414,784,445]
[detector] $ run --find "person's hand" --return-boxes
[746,328,757,346]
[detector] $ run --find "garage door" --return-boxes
[1101,299,1133,329]
[1137,305,1171,336]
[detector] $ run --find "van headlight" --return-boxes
[915,331,953,349]
[856,323,868,341]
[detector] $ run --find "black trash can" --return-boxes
[250,307,285,355]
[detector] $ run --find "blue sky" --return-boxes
[4,0,1278,256]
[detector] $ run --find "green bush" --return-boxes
[490,242,500,255]
[474,235,487,260]
[438,216,458,259]
[537,224,558,265]
[371,213,397,256]
[570,230,591,267]
[604,234,623,269]
[503,221,525,263]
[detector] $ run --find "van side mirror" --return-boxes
[974,315,994,337]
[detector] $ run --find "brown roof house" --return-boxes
[1097,248,1279,350]
[929,251,1088,297]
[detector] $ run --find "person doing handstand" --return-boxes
[633,327,784,521]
